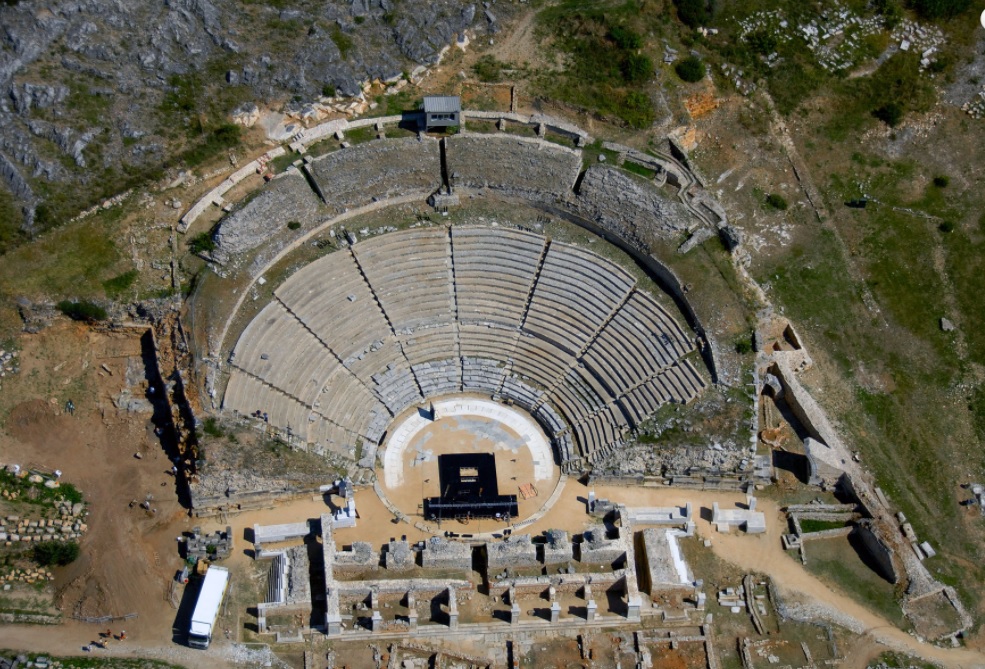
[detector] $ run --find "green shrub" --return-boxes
[735,336,754,354]
[674,0,714,28]
[331,27,353,59]
[287,221,302,230]
[57,300,107,322]
[622,53,654,83]
[189,232,217,255]
[202,417,225,438]
[911,0,971,19]
[675,56,706,82]
[746,30,778,55]
[873,102,904,127]
[932,175,949,188]
[610,26,643,50]
[102,270,138,298]
[938,221,955,233]
[766,193,789,210]
[34,541,80,567]
[621,91,655,129]
[873,0,903,28]
[473,55,506,83]
[321,84,336,98]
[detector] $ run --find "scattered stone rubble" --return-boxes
[182,525,233,560]
[0,504,88,548]
[0,349,19,393]
[730,4,945,91]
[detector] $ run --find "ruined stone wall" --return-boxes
[853,521,899,584]
[308,137,442,214]
[574,165,697,249]
[578,526,626,565]
[334,542,380,573]
[486,534,539,570]
[420,536,472,571]
[213,169,325,263]
[446,134,581,201]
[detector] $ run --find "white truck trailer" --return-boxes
[188,565,230,649]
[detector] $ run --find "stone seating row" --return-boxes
[445,134,582,201]
[412,359,462,398]
[352,228,456,332]
[461,357,506,394]
[230,300,340,407]
[369,363,423,415]
[276,251,392,361]
[399,325,459,367]
[615,360,707,427]
[316,367,391,442]
[451,226,545,327]
[310,416,361,460]
[459,324,519,360]
[523,244,635,355]
[223,369,313,441]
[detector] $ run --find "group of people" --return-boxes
[82,629,126,652]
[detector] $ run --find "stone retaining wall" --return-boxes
[308,137,442,214]
[574,165,696,249]
[446,134,581,201]
[213,169,324,264]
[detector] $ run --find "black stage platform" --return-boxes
[424,453,518,520]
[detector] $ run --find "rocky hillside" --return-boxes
[0,0,501,238]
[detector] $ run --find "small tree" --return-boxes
[189,232,217,255]
[766,193,789,211]
[622,54,655,83]
[674,0,714,28]
[872,102,903,127]
[932,175,949,188]
[34,541,80,567]
[675,56,706,83]
[912,0,971,19]
[57,300,107,322]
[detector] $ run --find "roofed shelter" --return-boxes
[422,95,461,131]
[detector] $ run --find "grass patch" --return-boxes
[765,193,788,210]
[189,229,218,255]
[803,535,904,626]
[102,269,138,299]
[0,469,83,506]
[0,652,186,669]
[535,0,658,128]
[474,55,508,82]
[179,124,242,168]
[201,416,225,438]
[331,26,354,59]
[0,186,26,255]
[621,161,656,179]
[798,518,847,533]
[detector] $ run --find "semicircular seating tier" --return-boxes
[222,226,707,472]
